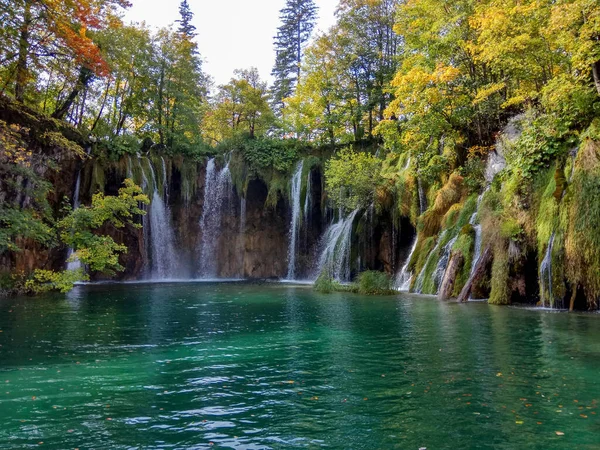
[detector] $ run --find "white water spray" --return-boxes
[287,161,304,279]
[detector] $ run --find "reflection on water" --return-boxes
[0,283,599,449]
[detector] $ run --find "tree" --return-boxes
[546,0,600,97]
[176,0,197,38]
[271,0,318,110]
[0,0,130,103]
[324,148,383,210]
[283,31,353,145]
[204,68,273,143]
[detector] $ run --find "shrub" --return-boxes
[313,273,351,294]
[356,271,395,295]
[25,269,88,294]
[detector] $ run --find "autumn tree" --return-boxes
[0,0,130,104]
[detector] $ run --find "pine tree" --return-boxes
[271,0,318,111]
[176,0,197,38]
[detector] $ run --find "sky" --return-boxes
[124,0,339,87]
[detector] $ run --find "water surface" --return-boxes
[0,283,599,449]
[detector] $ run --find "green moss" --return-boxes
[451,226,475,297]
[412,236,435,276]
[265,171,287,209]
[534,165,560,253]
[228,151,248,197]
[565,140,600,304]
[500,218,522,240]
[89,161,106,196]
[489,243,511,305]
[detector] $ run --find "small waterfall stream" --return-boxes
[198,158,232,278]
[66,146,91,271]
[65,168,83,271]
[467,193,486,280]
[414,230,447,293]
[394,237,418,291]
[433,235,458,294]
[417,179,427,214]
[286,161,304,280]
[539,233,556,307]
[315,209,360,282]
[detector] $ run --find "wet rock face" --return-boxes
[239,180,288,278]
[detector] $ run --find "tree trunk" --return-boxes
[569,285,578,312]
[457,246,492,302]
[91,80,111,132]
[15,0,32,102]
[52,67,93,120]
[438,252,464,300]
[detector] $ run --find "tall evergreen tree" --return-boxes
[176,0,197,38]
[271,0,318,111]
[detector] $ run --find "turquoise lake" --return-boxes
[0,283,599,449]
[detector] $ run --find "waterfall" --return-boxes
[418,178,427,214]
[66,146,92,271]
[126,155,133,178]
[467,192,486,279]
[65,170,83,271]
[160,156,169,201]
[198,158,232,278]
[433,236,458,294]
[143,158,179,280]
[539,233,555,307]
[414,230,447,293]
[286,161,304,280]
[314,209,359,282]
[304,168,312,220]
[394,237,418,291]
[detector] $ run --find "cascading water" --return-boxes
[141,158,179,280]
[126,155,133,178]
[467,193,486,279]
[394,237,418,291]
[314,209,360,282]
[414,230,447,293]
[433,236,458,294]
[66,146,91,271]
[539,233,555,307]
[418,178,427,214]
[286,161,304,280]
[160,156,169,201]
[65,169,83,271]
[198,158,232,278]
[304,169,312,220]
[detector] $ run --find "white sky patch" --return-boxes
[124,0,339,87]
